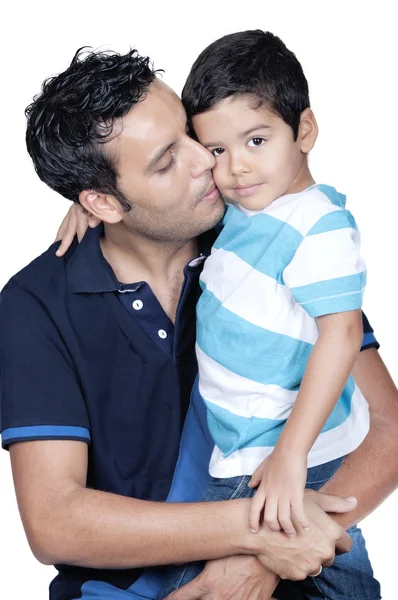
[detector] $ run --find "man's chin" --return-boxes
[194,196,226,234]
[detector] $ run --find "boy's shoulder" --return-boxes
[267,184,349,237]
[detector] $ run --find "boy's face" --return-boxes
[192,95,315,211]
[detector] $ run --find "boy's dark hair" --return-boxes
[182,30,310,140]
[25,48,159,210]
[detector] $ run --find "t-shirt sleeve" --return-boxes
[0,284,90,449]
[283,208,366,317]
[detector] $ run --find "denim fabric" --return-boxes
[159,457,381,600]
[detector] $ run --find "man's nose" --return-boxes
[190,139,215,178]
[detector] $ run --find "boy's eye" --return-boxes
[248,137,265,147]
[211,147,225,157]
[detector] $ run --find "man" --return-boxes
[1,48,397,600]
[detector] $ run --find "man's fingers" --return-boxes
[335,527,353,555]
[164,576,203,600]
[291,500,310,531]
[308,490,357,514]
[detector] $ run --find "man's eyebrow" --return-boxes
[203,125,271,148]
[145,142,175,173]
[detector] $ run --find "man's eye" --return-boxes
[158,154,176,174]
[211,148,225,157]
[248,137,265,147]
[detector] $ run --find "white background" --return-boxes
[1,1,396,598]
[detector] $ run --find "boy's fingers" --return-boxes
[249,464,264,488]
[77,212,90,242]
[54,213,70,242]
[55,214,78,256]
[263,497,280,532]
[278,500,296,537]
[88,216,102,228]
[249,489,266,532]
[248,474,261,488]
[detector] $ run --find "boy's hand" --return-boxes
[248,451,309,536]
[55,203,101,257]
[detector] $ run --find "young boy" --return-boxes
[160,30,380,599]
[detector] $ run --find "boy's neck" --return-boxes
[285,161,315,196]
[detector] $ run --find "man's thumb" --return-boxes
[310,490,357,514]
[164,577,202,600]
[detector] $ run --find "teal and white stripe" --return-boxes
[197,184,369,477]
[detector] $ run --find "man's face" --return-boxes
[107,80,224,243]
[192,95,308,211]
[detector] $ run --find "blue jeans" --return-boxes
[159,456,381,600]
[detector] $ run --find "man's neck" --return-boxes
[100,223,198,323]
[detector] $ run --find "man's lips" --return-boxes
[232,183,262,197]
[201,184,220,203]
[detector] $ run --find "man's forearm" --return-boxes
[11,440,253,569]
[30,486,251,568]
[321,349,398,528]
[11,438,353,579]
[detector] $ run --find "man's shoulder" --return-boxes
[2,239,77,298]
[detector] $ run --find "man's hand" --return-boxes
[165,555,279,600]
[55,203,101,256]
[247,491,355,580]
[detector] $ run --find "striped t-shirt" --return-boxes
[196,184,370,478]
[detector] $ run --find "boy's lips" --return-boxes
[232,183,263,197]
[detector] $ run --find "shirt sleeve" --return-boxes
[0,284,90,449]
[283,208,366,317]
[360,311,380,351]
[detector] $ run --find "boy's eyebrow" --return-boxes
[240,124,271,137]
[145,141,175,172]
[203,125,271,148]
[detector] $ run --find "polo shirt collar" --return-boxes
[66,224,120,293]
[66,223,218,294]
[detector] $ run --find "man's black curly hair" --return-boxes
[182,30,310,140]
[25,48,160,210]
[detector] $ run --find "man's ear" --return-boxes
[79,190,124,224]
[298,108,318,154]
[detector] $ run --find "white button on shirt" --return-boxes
[158,329,167,339]
[132,300,143,311]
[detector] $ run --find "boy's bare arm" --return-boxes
[249,310,363,533]
[276,309,363,456]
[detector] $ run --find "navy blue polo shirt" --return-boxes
[0,224,379,600]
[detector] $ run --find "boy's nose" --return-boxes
[230,155,251,176]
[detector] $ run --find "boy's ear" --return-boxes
[79,190,124,224]
[298,108,318,154]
